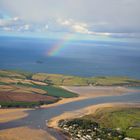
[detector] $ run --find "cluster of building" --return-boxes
[58,119,136,140]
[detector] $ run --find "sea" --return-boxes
[0,36,140,79]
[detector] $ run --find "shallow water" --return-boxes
[0,91,140,140]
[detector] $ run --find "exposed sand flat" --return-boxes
[41,96,86,108]
[0,109,56,140]
[0,109,31,123]
[61,86,135,97]
[0,127,55,140]
[0,86,138,140]
[42,86,136,108]
[48,103,140,129]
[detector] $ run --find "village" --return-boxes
[58,119,136,140]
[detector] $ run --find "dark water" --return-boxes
[0,91,140,140]
[0,36,140,78]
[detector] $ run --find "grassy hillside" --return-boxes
[0,70,26,79]
[0,69,140,108]
[32,73,140,86]
[32,85,78,98]
[0,70,78,108]
[1,70,140,86]
[88,76,140,86]
[32,73,88,86]
[83,107,140,139]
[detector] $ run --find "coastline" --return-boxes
[48,102,140,130]
[0,108,32,123]
[0,126,56,140]
[46,86,138,127]
[0,86,139,140]
[46,86,139,139]
[41,86,136,108]
[0,86,134,121]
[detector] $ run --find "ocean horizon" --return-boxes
[0,36,140,79]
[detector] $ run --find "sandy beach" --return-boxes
[0,108,56,140]
[2,86,128,122]
[0,86,138,140]
[0,126,56,140]
[0,108,31,123]
[48,102,140,130]
[61,86,135,97]
[46,86,138,129]
[41,86,136,108]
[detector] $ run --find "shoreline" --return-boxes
[0,85,136,111]
[0,86,137,124]
[46,86,139,139]
[48,102,140,140]
[0,86,137,109]
[0,108,32,123]
[48,102,140,131]
[0,86,139,140]
[41,86,137,108]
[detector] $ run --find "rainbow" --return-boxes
[47,33,74,56]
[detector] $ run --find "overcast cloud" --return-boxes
[0,0,140,38]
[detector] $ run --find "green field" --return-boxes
[32,73,88,86]
[126,128,140,139]
[2,69,140,99]
[0,101,40,108]
[33,85,78,98]
[15,83,78,98]
[0,69,140,108]
[88,76,140,86]
[1,70,140,86]
[0,100,60,108]
[32,73,140,86]
[0,70,79,108]
[83,108,140,139]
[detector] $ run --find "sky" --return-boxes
[0,0,140,40]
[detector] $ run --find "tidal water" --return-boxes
[0,36,140,79]
[0,91,140,140]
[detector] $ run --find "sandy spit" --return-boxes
[0,126,55,140]
[41,86,136,108]
[48,102,140,129]
[0,108,31,123]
